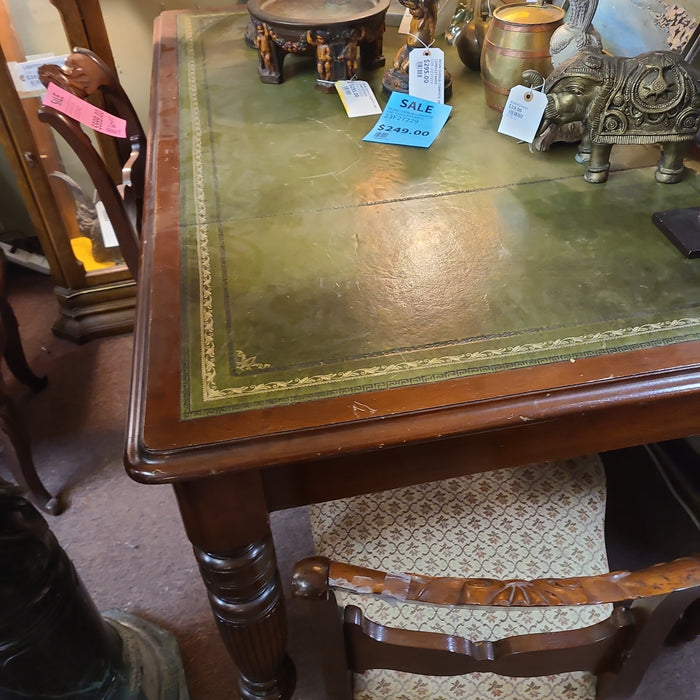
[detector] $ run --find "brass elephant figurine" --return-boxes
[530,48,700,183]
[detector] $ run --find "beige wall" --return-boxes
[99,1,244,126]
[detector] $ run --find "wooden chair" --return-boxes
[292,455,700,699]
[0,250,62,515]
[36,48,145,280]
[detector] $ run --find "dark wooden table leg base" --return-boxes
[238,655,296,700]
[194,536,296,700]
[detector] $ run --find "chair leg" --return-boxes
[596,588,700,699]
[666,598,700,646]
[644,441,700,530]
[0,394,62,515]
[0,298,47,391]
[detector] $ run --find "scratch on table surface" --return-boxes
[300,157,361,180]
[352,401,378,418]
[306,117,333,130]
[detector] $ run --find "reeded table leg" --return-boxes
[174,471,295,700]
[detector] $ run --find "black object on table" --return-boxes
[652,206,700,258]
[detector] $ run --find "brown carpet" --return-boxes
[2,264,699,699]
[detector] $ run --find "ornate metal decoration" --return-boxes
[532,48,700,183]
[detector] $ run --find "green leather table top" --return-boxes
[177,11,700,419]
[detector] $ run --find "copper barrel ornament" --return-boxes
[481,2,565,111]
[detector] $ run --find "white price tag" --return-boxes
[335,80,382,118]
[398,8,412,34]
[95,200,119,249]
[408,48,445,105]
[9,54,69,96]
[497,85,548,143]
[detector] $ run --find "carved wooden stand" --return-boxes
[0,249,61,515]
[247,0,389,93]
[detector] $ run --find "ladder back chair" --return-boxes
[293,455,700,699]
[37,48,146,280]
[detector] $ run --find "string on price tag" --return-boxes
[42,82,127,138]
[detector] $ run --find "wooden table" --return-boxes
[126,10,700,699]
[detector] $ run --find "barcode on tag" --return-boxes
[408,48,445,104]
[497,85,548,143]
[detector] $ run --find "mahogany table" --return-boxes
[126,10,700,699]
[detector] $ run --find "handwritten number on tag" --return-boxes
[42,82,127,138]
[408,48,445,104]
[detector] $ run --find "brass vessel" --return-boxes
[481,2,565,112]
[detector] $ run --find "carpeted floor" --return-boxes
[2,263,699,699]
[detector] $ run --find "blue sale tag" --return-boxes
[363,91,452,148]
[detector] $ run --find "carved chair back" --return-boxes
[292,456,700,699]
[36,48,146,280]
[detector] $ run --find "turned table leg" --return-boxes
[174,471,295,700]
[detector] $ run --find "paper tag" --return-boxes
[363,91,452,148]
[9,55,69,96]
[336,80,382,118]
[497,85,548,143]
[408,48,445,104]
[398,8,412,34]
[42,82,127,138]
[95,200,119,249]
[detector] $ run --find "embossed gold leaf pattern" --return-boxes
[309,456,610,699]
[179,13,700,418]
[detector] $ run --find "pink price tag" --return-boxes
[42,82,127,138]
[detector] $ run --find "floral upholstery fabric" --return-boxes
[308,455,611,700]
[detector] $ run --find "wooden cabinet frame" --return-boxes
[0,0,136,342]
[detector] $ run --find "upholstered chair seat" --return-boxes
[306,455,612,699]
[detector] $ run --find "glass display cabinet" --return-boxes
[0,0,134,342]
